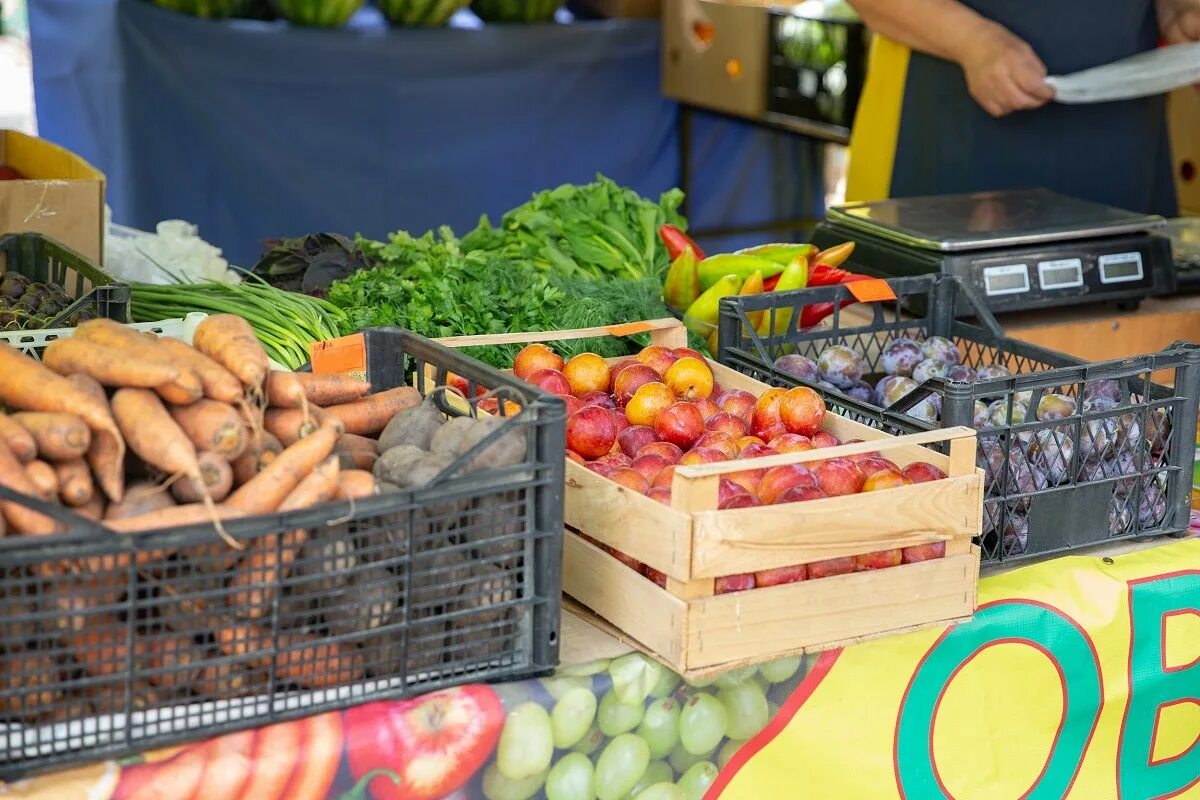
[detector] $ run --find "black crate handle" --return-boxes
[0,483,109,535]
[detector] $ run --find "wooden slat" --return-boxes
[563,533,689,666]
[684,552,978,669]
[688,475,981,577]
[564,460,694,579]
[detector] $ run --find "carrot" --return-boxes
[112,388,239,548]
[264,406,338,447]
[277,372,371,407]
[193,314,268,394]
[172,452,234,503]
[265,371,311,410]
[230,457,340,617]
[24,460,58,501]
[0,413,36,463]
[0,343,125,500]
[11,411,91,460]
[231,431,283,486]
[105,481,175,522]
[170,399,246,459]
[74,491,106,521]
[225,418,341,514]
[0,440,61,534]
[324,386,422,436]
[65,373,126,503]
[338,432,379,470]
[154,335,243,405]
[43,337,180,389]
[104,502,247,534]
[337,469,378,499]
[55,458,93,507]
[75,319,203,404]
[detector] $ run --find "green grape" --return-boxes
[624,760,674,799]
[634,783,686,800]
[717,739,747,769]
[636,697,681,759]
[497,702,555,780]
[598,688,645,737]
[545,752,596,800]
[482,763,548,800]
[677,761,719,800]
[649,668,681,699]
[572,722,605,756]
[714,666,758,690]
[668,743,715,774]
[684,673,718,689]
[717,683,769,741]
[543,675,595,701]
[678,694,727,755]
[552,687,599,749]
[595,733,651,800]
[751,674,771,698]
[610,653,664,707]
[561,658,612,678]
[758,656,801,684]
[767,701,780,719]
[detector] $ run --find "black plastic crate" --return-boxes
[717,274,1200,566]
[0,232,129,331]
[0,327,565,779]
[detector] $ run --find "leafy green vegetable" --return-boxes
[329,227,683,368]
[460,175,686,282]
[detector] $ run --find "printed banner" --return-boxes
[2,539,1196,800]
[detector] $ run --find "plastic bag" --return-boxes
[1047,42,1200,104]
[103,207,241,285]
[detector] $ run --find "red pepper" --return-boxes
[799,274,871,329]
[343,686,505,800]
[763,273,781,291]
[659,224,706,261]
[807,264,851,286]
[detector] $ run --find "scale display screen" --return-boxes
[1099,252,1144,284]
[1037,258,1083,290]
[982,264,1030,296]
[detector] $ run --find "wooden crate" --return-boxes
[435,319,983,674]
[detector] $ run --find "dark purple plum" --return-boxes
[874,375,903,405]
[818,379,839,392]
[983,500,1002,535]
[976,364,1012,381]
[988,399,1028,427]
[1083,379,1122,406]
[881,377,918,407]
[921,336,961,366]
[1002,511,1029,557]
[1078,419,1113,465]
[1107,451,1139,484]
[947,365,978,384]
[912,358,948,385]
[1082,394,1120,415]
[1113,412,1143,454]
[1027,428,1075,486]
[880,338,923,377]
[1108,496,1134,535]
[817,345,865,388]
[774,354,819,382]
[1035,393,1077,421]
[1138,484,1167,527]
[1145,407,1171,451]
[973,400,991,428]
[844,380,874,403]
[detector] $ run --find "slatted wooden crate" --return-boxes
[435,319,982,675]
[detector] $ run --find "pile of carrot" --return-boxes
[0,313,433,704]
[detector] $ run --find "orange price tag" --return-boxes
[310,333,367,381]
[845,279,897,303]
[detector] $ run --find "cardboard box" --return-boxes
[0,131,105,264]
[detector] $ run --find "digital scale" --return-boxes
[811,189,1176,313]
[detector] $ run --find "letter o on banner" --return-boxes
[894,601,1103,799]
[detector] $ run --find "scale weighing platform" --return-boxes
[811,189,1176,313]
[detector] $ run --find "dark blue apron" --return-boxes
[889,0,1179,216]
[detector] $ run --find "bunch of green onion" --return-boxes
[130,276,351,370]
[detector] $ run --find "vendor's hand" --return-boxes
[957,22,1056,117]
[1159,0,1200,43]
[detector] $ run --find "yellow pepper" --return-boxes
[683,273,741,340]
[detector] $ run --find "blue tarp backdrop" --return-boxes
[30,0,824,267]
